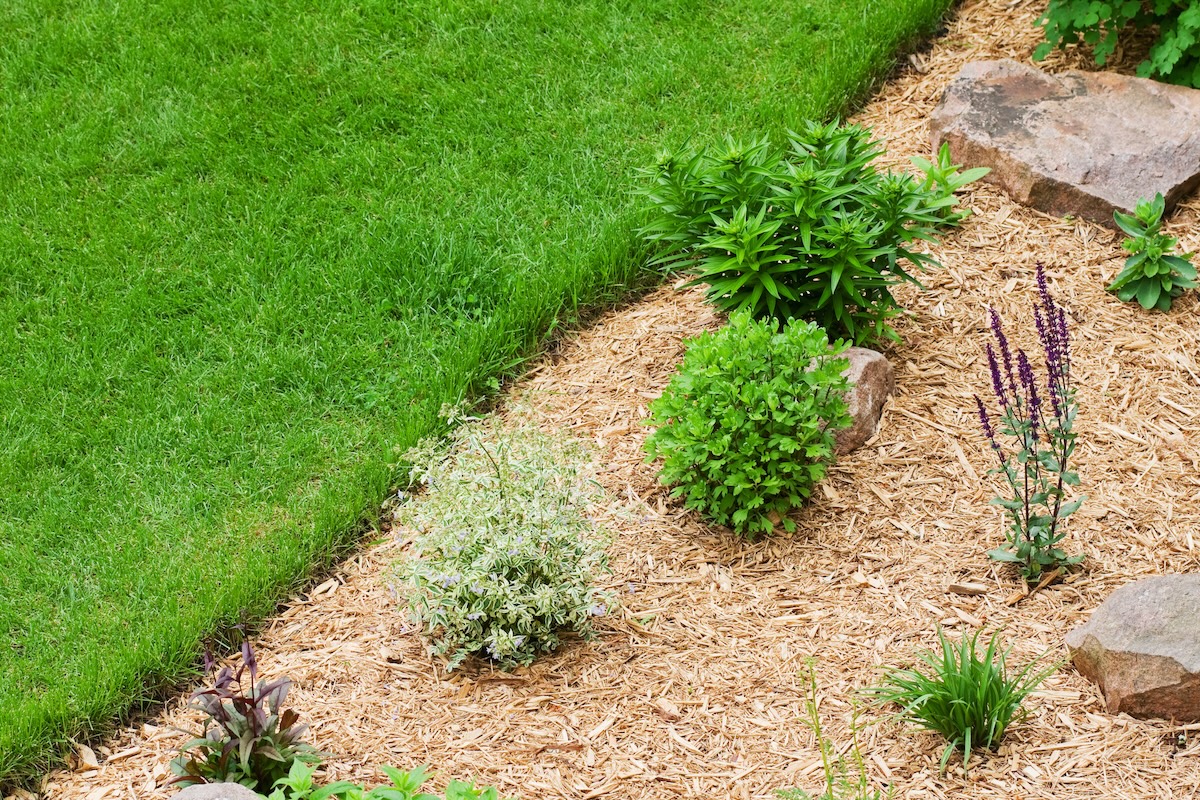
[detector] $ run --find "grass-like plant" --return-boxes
[777,662,889,800]
[644,312,852,539]
[170,639,321,792]
[1107,193,1197,311]
[637,121,981,344]
[974,264,1084,584]
[869,629,1057,773]
[399,412,614,670]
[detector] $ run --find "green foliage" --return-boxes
[399,412,614,670]
[911,143,992,227]
[637,121,978,344]
[644,312,852,539]
[776,663,889,800]
[170,641,321,793]
[869,630,1057,774]
[1107,193,1198,310]
[1036,0,1200,87]
[265,761,508,800]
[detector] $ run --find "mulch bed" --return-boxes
[44,0,1200,798]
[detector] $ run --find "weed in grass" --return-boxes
[868,629,1058,773]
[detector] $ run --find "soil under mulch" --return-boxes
[44,1,1200,798]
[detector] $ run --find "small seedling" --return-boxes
[1107,193,1197,311]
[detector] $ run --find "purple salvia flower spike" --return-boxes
[986,343,1008,407]
[1017,349,1041,440]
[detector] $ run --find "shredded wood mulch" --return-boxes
[43,1,1200,798]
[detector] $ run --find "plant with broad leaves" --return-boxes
[636,121,978,344]
[399,411,614,671]
[868,629,1058,774]
[1107,193,1197,311]
[644,312,852,539]
[776,661,889,800]
[265,760,509,800]
[170,639,321,792]
[911,143,991,226]
[974,265,1085,584]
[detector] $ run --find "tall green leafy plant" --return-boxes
[1036,0,1200,88]
[1107,193,1197,310]
[644,312,852,539]
[637,121,981,344]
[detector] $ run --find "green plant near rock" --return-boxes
[266,761,508,800]
[398,411,614,670]
[636,121,980,344]
[868,629,1058,774]
[644,312,852,539]
[1036,0,1200,88]
[1107,193,1197,311]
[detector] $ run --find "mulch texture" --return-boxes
[43,0,1200,798]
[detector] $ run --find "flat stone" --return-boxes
[1066,574,1200,720]
[834,348,893,455]
[930,59,1200,226]
[174,783,262,800]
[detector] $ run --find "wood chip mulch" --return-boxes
[43,1,1200,798]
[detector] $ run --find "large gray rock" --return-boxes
[834,348,893,455]
[174,783,263,800]
[1066,574,1200,720]
[930,59,1200,227]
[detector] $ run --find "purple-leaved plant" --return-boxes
[974,264,1084,583]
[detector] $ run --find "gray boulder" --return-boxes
[834,347,893,455]
[174,783,263,800]
[930,59,1200,227]
[1066,574,1200,720]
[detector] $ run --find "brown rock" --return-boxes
[1066,574,1200,720]
[930,59,1200,227]
[834,347,893,455]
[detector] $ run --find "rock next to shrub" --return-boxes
[174,783,262,800]
[930,59,1200,227]
[1066,574,1200,721]
[834,347,894,455]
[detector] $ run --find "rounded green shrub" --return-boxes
[399,416,614,671]
[644,312,853,538]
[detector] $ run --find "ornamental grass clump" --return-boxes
[974,265,1084,584]
[637,121,984,344]
[644,312,852,539]
[399,414,614,670]
[869,629,1057,773]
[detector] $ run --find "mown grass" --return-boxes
[0,0,954,781]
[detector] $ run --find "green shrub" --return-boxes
[267,761,509,800]
[869,629,1057,773]
[399,413,614,670]
[170,640,321,793]
[636,121,978,344]
[644,312,852,539]
[1108,193,1197,310]
[1036,0,1200,87]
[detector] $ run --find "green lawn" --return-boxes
[0,0,953,781]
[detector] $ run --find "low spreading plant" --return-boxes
[974,265,1084,584]
[869,629,1057,773]
[1036,0,1200,88]
[170,639,320,792]
[777,663,889,800]
[644,312,852,539]
[637,121,982,344]
[267,760,507,800]
[399,412,614,670]
[1107,193,1197,311]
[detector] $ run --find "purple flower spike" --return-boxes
[975,394,1002,457]
[1017,349,1041,439]
[986,343,1008,407]
[989,308,1017,398]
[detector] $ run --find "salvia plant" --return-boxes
[974,265,1084,583]
[644,312,852,539]
[1036,0,1200,88]
[637,121,982,344]
[1107,193,1197,311]
[170,639,321,792]
[869,629,1058,774]
[266,760,508,800]
[776,662,889,800]
[399,412,614,670]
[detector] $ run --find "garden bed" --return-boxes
[44,0,1200,798]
